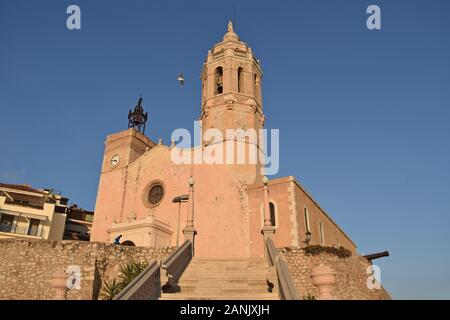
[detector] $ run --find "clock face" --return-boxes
[110,154,120,167]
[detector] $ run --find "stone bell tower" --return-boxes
[200,21,265,134]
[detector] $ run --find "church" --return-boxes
[90,22,357,258]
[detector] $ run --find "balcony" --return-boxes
[4,199,44,210]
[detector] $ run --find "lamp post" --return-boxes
[182,176,197,255]
[303,231,312,246]
[261,176,275,257]
[186,176,194,227]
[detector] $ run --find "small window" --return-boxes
[0,214,14,233]
[28,219,40,237]
[269,202,276,227]
[215,67,223,95]
[304,208,311,233]
[319,221,325,245]
[238,67,243,93]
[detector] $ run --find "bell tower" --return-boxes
[200,21,264,134]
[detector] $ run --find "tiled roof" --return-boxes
[0,183,45,194]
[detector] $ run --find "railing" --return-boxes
[265,237,299,300]
[4,200,44,210]
[113,261,161,300]
[161,240,192,293]
[113,240,193,300]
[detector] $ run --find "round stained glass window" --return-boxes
[148,184,164,205]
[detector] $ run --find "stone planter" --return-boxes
[310,264,336,300]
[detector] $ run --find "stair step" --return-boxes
[180,274,268,278]
[158,257,277,300]
[160,293,277,300]
[179,279,268,283]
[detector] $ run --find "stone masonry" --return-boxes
[280,246,391,300]
[0,239,174,300]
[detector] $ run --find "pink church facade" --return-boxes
[90,22,357,257]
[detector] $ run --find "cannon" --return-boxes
[363,250,389,262]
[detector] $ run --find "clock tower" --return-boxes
[100,97,156,174]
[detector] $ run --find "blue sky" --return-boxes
[1,0,449,299]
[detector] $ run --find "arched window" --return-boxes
[304,208,311,233]
[215,67,223,95]
[269,202,276,227]
[121,240,136,246]
[253,74,257,96]
[238,67,244,93]
[319,221,325,245]
[202,83,205,101]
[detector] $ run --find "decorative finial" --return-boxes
[228,21,233,32]
[223,20,239,42]
[262,176,268,185]
[158,138,162,145]
[188,176,194,187]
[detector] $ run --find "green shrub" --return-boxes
[303,245,352,258]
[100,278,124,300]
[100,260,149,300]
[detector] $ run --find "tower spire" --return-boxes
[223,20,239,42]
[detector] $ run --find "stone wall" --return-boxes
[0,239,174,300]
[280,246,391,300]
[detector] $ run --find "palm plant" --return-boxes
[100,260,149,300]
[100,278,123,300]
[117,260,148,288]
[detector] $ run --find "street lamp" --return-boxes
[303,231,312,246]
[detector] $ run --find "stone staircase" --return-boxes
[159,257,278,300]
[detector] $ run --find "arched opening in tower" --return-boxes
[215,67,223,95]
[238,67,244,93]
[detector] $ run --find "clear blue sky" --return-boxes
[1,0,449,299]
